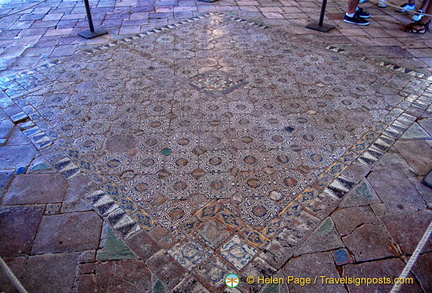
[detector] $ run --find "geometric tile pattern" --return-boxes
[220,235,257,270]
[2,13,432,275]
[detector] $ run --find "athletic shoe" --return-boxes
[356,7,371,18]
[344,14,370,25]
[396,3,415,12]
[359,0,367,3]
[378,1,387,8]
[411,10,424,21]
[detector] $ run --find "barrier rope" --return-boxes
[367,0,432,18]
[0,0,47,19]
[390,220,432,293]
[0,257,28,293]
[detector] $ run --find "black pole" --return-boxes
[318,0,328,26]
[305,0,335,32]
[78,0,108,39]
[83,0,95,33]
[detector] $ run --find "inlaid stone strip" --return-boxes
[107,208,141,238]
[53,157,80,179]
[327,46,430,80]
[10,112,28,123]
[324,177,356,199]
[86,190,119,216]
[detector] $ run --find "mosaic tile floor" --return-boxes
[2,12,432,286]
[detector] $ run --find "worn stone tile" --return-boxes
[97,225,136,261]
[28,155,56,173]
[195,218,233,249]
[168,240,212,270]
[7,252,80,293]
[302,191,341,220]
[44,203,61,215]
[407,175,432,208]
[380,211,432,254]
[62,173,94,212]
[146,224,177,250]
[332,206,380,236]
[0,205,44,256]
[194,255,232,289]
[260,211,320,269]
[219,235,257,270]
[342,223,398,262]
[77,259,152,292]
[0,145,36,170]
[0,119,14,139]
[0,170,13,195]
[32,211,103,254]
[332,248,354,265]
[146,251,188,290]
[367,169,426,213]
[370,203,392,217]
[281,252,346,293]
[2,173,67,205]
[338,163,370,184]
[394,140,432,176]
[295,217,344,256]
[342,258,422,293]
[401,122,431,140]
[172,275,210,293]
[372,153,414,172]
[412,252,432,292]
[418,118,432,136]
[239,257,277,292]
[153,279,167,293]
[125,229,162,261]
[0,256,27,292]
[339,179,381,208]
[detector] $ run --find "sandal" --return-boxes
[401,20,431,34]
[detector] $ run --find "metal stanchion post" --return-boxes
[306,0,335,32]
[78,0,108,39]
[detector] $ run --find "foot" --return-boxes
[378,1,387,8]
[396,3,415,12]
[411,10,424,21]
[356,7,371,18]
[344,14,370,25]
[401,20,430,33]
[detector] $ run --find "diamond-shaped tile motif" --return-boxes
[219,235,258,270]
[195,256,232,288]
[189,69,246,96]
[168,241,212,270]
[195,219,232,249]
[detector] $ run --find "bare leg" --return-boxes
[419,0,430,12]
[347,0,360,14]
[401,0,432,32]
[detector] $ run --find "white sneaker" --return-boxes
[411,10,424,21]
[396,3,415,12]
[378,0,387,7]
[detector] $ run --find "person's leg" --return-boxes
[412,0,430,20]
[420,0,431,11]
[347,0,360,14]
[401,0,431,32]
[415,0,431,22]
[344,0,370,25]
